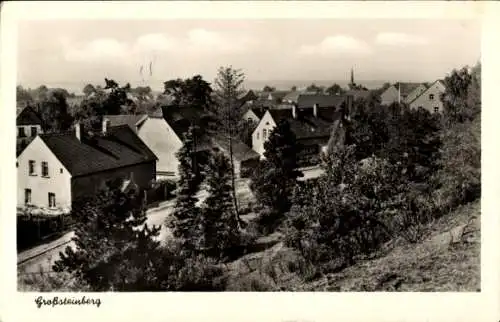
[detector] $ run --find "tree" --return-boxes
[167,127,202,254]
[53,179,163,291]
[262,85,276,92]
[16,85,33,102]
[200,150,241,260]
[213,66,247,226]
[103,78,135,115]
[291,85,297,92]
[251,120,303,229]
[325,83,344,96]
[37,90,73,133]
[306,83,324,94]
[164,75,214,111]
[441,66,475,124]
[83,84,96,96]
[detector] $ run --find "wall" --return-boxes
[252,111,277,156]
[17,124,42,139]
[243,109,260,124]
[409,82,446,113]
[17,137,72,209]
[138,118,182,178]
[71,161,156,201]
[380,86,398,106]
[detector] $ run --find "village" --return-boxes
[13,17,481,292]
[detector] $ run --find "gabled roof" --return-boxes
[393,82,426,97]
[212,135,260,162]
[296,94,347,109]
[267,106,342,140]
[282,91,317,103]
[104,114,149,132]
[407,79,447,105]
[161,105,216,151]
[16,106,42,126]
[38,125,157,177]
[248,107,267,119]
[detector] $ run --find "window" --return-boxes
[263,129,267,139]
[429,94,435,100]
[434,107,439,113]
[16,162,18,168]
[18,127,26,138]
[48,193,56,208]
[25,189,31,205]
[256,132,259,139]
[247,118,253,123]
[31,126,38,137]
[28,160,36,175]
[60,168,63,174]
[41,161,49,177]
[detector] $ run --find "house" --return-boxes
[17,122,157,212]
[252,94,352,165]
[282,91,317,104]
[257,90,290,103]
[380,82,428,106]
[104,114,182,179]
[408,80,446,113]
[16,106,44,156]
[345,89,372,102]
[243,107,267,125]
[212,135,261,179]
[238,90,259,106]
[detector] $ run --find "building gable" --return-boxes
[408,80,446,113]
[252,111,277,156]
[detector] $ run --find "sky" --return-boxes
[17,19,481,92]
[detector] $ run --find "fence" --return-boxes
[17,213,75,252]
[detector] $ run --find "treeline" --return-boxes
[19,62,480,291]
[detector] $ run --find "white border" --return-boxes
[1,2,499,322]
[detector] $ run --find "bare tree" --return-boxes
[213,66,246,227]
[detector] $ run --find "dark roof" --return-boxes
[104,114,148,132]
[161,105,215,151]
[212,135,260,162]
[269,91,290,101]
[249,107,267,119]
[393,82,425,97]
[268,106,342,140]
[282,91,317,103]
[39,125,157,177]
[296,94,347,109]
[16,106,42,126]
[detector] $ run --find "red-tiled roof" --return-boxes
[39,125,157,177]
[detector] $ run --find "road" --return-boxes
[17,174,319,274]
[17,191,210,274]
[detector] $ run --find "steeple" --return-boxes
[350,67,354,87]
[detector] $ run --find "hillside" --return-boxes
[226,201,480,292]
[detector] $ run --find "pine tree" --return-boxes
[251,120,302,225]
[200,149,240,261]
[53,179,162,291]
[167,127,202,253]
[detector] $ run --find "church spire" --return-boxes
[350,67,354,87]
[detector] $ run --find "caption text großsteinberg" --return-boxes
[35,296,101,308]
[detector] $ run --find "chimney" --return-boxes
[75,122,81,141]
[313,103,318,117]
[102,118,109,134]
[292,104,297,119]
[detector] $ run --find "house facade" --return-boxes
[16,106,43,156]
[105,114,183,179]
[17,123,157,212]
[252,94,351,165]
[408,80,446,113]
[380,83,427,106]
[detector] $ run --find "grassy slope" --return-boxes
[228,201,480,292]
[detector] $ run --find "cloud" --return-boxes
[62,37,129,62]
[298,35,372,56]
[186,28,255,54]
[133,33,178,53]
[374,32,428,46]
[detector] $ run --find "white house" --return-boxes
[408,80,446,113]
[105,114,183,179]
[16,106,43,156]
[252,110,278,156]
[17,122,157,213]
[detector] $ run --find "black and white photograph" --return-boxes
[9,4,483,295]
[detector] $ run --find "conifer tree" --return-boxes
[167,127,202,253]
[200,149,240,260]
[53,179,162,291]
[251,120,302,220]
